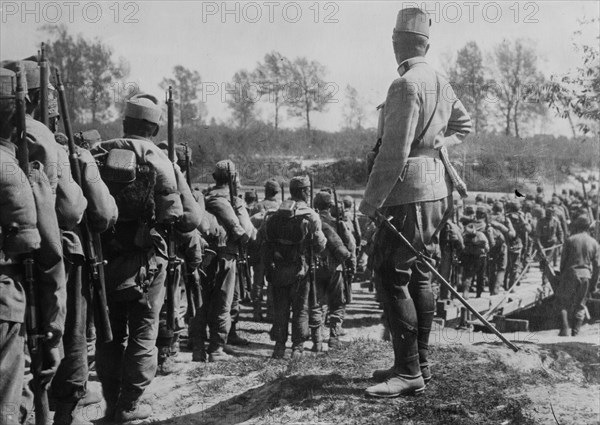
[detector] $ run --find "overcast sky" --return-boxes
[1,1,598,133]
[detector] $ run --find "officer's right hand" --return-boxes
[39,346,61,389]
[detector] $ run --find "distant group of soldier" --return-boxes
[2,6,599,425]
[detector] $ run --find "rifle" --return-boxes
[165,86,180,333]
[55,69,112,343]
[38,43,49,126]
[332,187,352,304]
[16,64,50,425]
[226,164,252,302]
[183,142,192,187]
[281,182,285,203]
[307,175,318,308]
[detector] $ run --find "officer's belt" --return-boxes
[398,156,445,184]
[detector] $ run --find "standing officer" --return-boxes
[0,67,66,425]
[557,216,599,336]
[359,8,472,397]
[261,176,326,359]
[91,94,202,422]
[309,191,356,352]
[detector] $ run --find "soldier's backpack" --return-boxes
[263,200,311,282]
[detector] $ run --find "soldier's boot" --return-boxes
[114,398,152,423]
[373,365,431,384]
[78,381,103,407]
[310,327,323,353]
[272,342,286,359]
[491,271,505,295]
[416,286,435,388]
[571,318,583,336]
[365,299,425,398]
[328,324,341,351]
[157,346,181,376]
[558,309,570,337]
[227,323,249,346]
[53,401,92,425]
[101,384,119,421]
[208,347,233,362]
[291,343,304,359]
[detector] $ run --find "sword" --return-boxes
[374,210,520,352]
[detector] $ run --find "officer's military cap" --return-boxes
[314,191,333,210]
[213,159,236,180]
[264,179,281,192]
[4,60,39,90]
[394,8,430,38]
[290,176,310,190]
[124,93,162,125]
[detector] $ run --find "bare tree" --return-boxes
[255,51,290,135]
[160,65,206,127]
[284,57,332,132]
[342,85,365,130]
[226,69,259,129]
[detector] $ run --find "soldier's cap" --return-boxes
[464,205,475,214]
[394,8,430,39]
[314,191,333,209]
[0,68,17,98]
[551,196,560,205]
[342,195,354,208]
[264,178,281,192]
[486,197,495,205]
[545,206,555,214]
[536,186,544,194]
[213,159,236,180]
[290,176,310,190]
[572,215,591,232]
[124,93,162,125]
[476,205,489,215]
[475,194,484,202]
[492,202,504,212]
[535,194,544,204]
[75,129,102,147]
[245,190,257,201]
[4,60,39,90]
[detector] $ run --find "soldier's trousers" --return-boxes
[557,274,590,322]
[506,249,522,289]
[309,268,346,331]
[461,254,487,297]
[50,254,89,403]
[271,276,310,348]
[374,199,447,377]
[96,254,167,406]
[191,255,236,352]
[0,321,24,425]
[488,245,507,296]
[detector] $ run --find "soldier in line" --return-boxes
[536,206,564,275]
[557,216,599,336]
[308,191,356,352]
[360,8,472,397]
[0,67,67,425]
[460,207,490,298]
[342,195,362,257]
[249,179,282,322]
[90,94,202,422]
[261,176,326,359]
[37,80,118,425]
[193,160,254,362]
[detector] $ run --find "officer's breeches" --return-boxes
[51,254,89,403]
[374,200,446,377]
[96,254,167,404]
[0,321,25,425]
[271,276,310,346]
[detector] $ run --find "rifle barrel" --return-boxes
[38,43,49,126]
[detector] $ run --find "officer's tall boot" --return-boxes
[414,287,435,386]
[365,298,425,397]
[558,309,570,336]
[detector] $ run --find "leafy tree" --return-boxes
[341,85,365,130]
[490,39,545,138]
[160,65,206,127]
[226,69,259,129]
[255,51,290,135]
[449,41,488,133]
[284,57,332,132]
[44,24,129,124]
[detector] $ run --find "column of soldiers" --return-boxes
[2,8,599,422]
